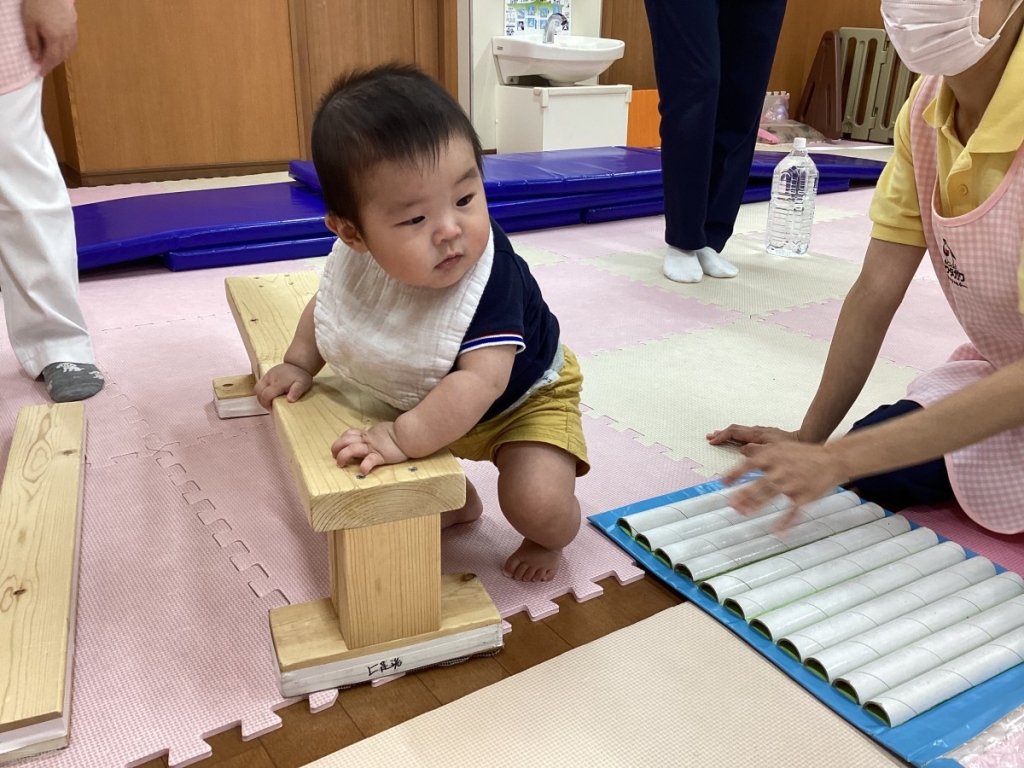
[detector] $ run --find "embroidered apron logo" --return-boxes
[942,239,966,287]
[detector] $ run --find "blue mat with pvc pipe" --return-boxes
[589,480,1024,768]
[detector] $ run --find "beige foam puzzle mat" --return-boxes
[593,239,864,316]
[578,317,920,476]
[303,603,904,768]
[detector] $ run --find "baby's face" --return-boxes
[345,139,490,289]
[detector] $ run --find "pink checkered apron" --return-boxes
[0,0,39,96]
[906,76,1024,534]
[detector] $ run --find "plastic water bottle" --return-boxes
[765,137,819,257]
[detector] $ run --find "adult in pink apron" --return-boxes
[898,75,1024,533]
[707,0,1024,533]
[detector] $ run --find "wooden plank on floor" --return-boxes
[224,274,465,530]
[0,403,86,761]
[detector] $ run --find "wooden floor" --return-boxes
[136,576,680,768]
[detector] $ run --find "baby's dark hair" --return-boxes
[311,63,484,229]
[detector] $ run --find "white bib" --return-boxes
[313,230,495,411]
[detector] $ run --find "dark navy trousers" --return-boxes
[643,0,788,252]
[847,400,956,511]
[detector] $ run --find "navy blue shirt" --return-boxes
[458,221,561,423]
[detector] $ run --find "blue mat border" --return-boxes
[589,480,1024,767]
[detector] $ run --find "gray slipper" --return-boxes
[42,362,105,403]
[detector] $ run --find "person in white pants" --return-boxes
[0,0,102,402]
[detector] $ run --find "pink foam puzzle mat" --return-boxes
[5,374,652,767]
[9,171,1003,764]
[511,216,668,261]
[761,278,969,373]
[532,260,743,356]
[0,327,655,766]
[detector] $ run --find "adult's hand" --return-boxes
[707,423,801,456]
[23,0,78,77]
[722,442,849,526]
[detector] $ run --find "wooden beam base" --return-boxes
[270,573,503,697]
[213,374,268,419]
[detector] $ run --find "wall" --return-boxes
[769,0,882,107]
[598,0,883,109]
[471,0,603,150]
[63,0,300,183]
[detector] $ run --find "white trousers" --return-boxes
[0,78,94,377]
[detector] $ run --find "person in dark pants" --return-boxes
[846,400,954,511]
[644,0,789,283]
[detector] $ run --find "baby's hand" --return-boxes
[332,422,408,474]
[254,363,313,409]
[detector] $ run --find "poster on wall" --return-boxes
[505,0,571,36]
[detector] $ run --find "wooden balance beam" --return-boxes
[220,273,503,695]
[0,403,86,762]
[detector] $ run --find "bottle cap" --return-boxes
[793,137,807,150]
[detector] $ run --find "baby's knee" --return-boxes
[505,487,580,541]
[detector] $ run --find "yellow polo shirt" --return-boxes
[869,28,1024,311]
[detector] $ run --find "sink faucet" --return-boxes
[543,13,566,44]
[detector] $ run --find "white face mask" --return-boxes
[882,0,1024,76]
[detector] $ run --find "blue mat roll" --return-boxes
[163,235,337,272]
[76,183,328,270]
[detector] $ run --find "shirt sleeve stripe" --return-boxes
[460,333,526,353]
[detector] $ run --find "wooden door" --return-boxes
[289,0,458,159]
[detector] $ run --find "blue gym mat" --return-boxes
[74,147,883,271]
[289,147,885,197]
[75,183,328,270]
[162,235,338,272]
[581,177,850,225]
[590,481,1024,768]
[288,146,666,200]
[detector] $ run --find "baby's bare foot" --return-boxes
[442,480,483,529]
[503,539,562,582]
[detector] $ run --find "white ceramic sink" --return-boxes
[492,34,625,86]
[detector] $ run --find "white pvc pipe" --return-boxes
[676,502,884,583]
[701,516,912,604]
[724,527,937,620]
[750,538,965,643]
[865,624,1024,727]
[618,484,750,536]
[837,592,1024,704]
[779,549,985,662]
[639,498,787,551]
[655,491,862,566]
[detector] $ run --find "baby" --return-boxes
[255,64,589,582]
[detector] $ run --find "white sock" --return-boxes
[696,246,739,278]
[663,247,703,283]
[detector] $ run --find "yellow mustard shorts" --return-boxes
[448,346,590,477]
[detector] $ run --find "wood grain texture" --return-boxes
[768,0,884,107]
[333,516,441,649]
[291,0,450,147]
[213,374,258,401]
[0,404,85,739]
[599,0,882,111]
[225,274,465,531]
[271,574,499,671]
[599,0,656,90]
[225,273,319,379]
[61,0,300,175]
